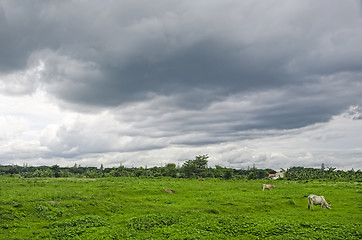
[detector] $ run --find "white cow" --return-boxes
[308,194,331,210]
[262,184,275,191]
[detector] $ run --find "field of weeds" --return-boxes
[0,177,361,239]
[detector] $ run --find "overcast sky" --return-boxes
[0,0,361,170]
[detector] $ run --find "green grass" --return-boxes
[0,177,361,239]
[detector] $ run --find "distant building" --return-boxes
[268,173,276,179]
[269,171,285,180]
[275,171,285,179]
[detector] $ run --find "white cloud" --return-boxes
[0,60,44,95]
[0,115,28,143]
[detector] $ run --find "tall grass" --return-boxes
[0,177,361,239]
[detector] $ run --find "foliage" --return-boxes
[285,166,361,181]
[247,169,269,180]
[0,155,360,181]
[181,154,209,178]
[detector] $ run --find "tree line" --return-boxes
[285,166,360,181]
[0,155,360,181]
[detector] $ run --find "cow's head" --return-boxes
[326,201,331,209]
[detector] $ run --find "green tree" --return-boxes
[59,169,72,178]
[214,165,224,178]
[51,165,60,178]
[164,163,177,177]
[247,169,268,180]
[182,154,209,178]
[223,168,233,180]
[134,167,145,177]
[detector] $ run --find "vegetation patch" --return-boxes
[129,214,180,231]
[41,216,107,239]
[0,176,361,239]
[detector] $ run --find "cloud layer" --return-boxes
[0,0,361,170]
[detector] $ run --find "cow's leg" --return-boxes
[308,198,312,210]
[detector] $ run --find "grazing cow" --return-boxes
[308,194,331,210]
[262,184,275,191]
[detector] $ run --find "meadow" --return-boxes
[0,177,361,239]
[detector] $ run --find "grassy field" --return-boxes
[0,177,361,239]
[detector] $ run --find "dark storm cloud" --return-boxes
[132,78,361,145]
[1,0,362,132]
[68,39,290,108]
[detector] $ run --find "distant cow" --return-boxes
[308,194,331,210]
[262,184,275,191]
[164,189,174,194]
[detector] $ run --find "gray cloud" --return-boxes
[2,1,361,107]
[0,0,361,169]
